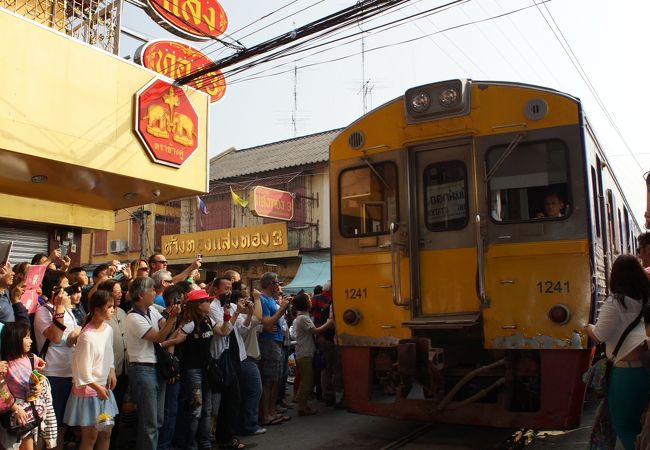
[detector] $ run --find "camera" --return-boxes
[115,263,127,272]
[196,253,203,259]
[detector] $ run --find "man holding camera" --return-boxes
[258,272,290,426]
[148,253,202,284]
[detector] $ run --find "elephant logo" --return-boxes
[172,114,196,146]
[142,86,196,147]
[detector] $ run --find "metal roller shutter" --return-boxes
[0,225,49,264]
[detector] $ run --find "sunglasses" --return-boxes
[154,260,168,265]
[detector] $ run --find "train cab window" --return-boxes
[423,161,468,231]
[339,162,398,237]
[487,140,569,223]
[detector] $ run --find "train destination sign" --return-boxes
[134,78,199,168]
[249,186,294,221]
[145,0,228,41]
[135,40,226,103]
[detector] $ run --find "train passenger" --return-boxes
[535,192,565,218]
[585,255,650,450]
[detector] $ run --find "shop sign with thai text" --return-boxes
[145,0,228,41]
[135,40,226,103]
[249,186,294,221]
[134,78,200,168]
[162,222,288,258]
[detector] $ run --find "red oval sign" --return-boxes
[135,40,226,103]
[145,0,228,41]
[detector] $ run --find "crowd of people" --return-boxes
[0,251,341,450]
[5,231,650,450]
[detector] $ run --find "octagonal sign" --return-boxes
[135,78,199,168]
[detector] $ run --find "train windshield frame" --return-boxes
[487,139,571,223]
[338,161,399,237]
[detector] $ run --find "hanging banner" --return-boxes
[145,0,228,41]
[135,40,226,103]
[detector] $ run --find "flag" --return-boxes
[230,187,249,208]
[197,196,209,215]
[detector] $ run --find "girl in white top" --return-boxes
[63,290,118,450]
[585,254,650,450]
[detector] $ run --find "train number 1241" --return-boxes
[344,288,367,299]
[536,281,570,294]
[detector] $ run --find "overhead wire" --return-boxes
[488,0,562,87]
[533,0,644,173]
[409,2,486,77]
[182,0,470,84]
[455,1,527,81]
[473,0,541,83]
[222,1,541,86]
[174,0,421,84]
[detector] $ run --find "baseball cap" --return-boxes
[186,289,210,302]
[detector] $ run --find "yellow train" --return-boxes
[329,79,639,428]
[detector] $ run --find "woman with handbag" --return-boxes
[0,321,46,450]
[586,254,650,450]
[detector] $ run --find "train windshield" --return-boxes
[487,140,569,222]
[339,162,398,237]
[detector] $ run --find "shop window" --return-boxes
[155,216,180,252]
[488,140,569,222]
[423,161,468,231]
[339,162,398,237]
[93,231,107,255]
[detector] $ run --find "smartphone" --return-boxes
[59,244,68,259]
[0,241,13,266]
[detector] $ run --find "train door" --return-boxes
[407,141,480,321]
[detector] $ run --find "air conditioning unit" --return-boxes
[109,239,128,253]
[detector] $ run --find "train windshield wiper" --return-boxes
[362,155,391,191]
[484,133,524,182]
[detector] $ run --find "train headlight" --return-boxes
[439,88,459,107]
[548,304,571,325]
[409,92,431,113]
[342,308,362,326]
[404,80,469,123]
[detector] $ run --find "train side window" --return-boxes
[339,162,398,237]
[624,209,631,253]
[423,161,468,231]
[591,167,600,237]
[487,140,569,223]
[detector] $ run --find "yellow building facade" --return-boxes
[0,8,209,265]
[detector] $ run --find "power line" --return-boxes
[533,0,644,173]
[177,0,416,85]
[223,1,545,86]
[201,0,471,83]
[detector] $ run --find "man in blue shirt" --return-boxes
[258,272,289,426]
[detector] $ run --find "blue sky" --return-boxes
[120,0,650,225]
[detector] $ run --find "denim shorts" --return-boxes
[258,339,282,382]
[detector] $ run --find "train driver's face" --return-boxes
[544,195,564,217]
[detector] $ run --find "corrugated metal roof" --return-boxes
[209,128,342,181]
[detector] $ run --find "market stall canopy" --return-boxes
[283,252,330,295]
